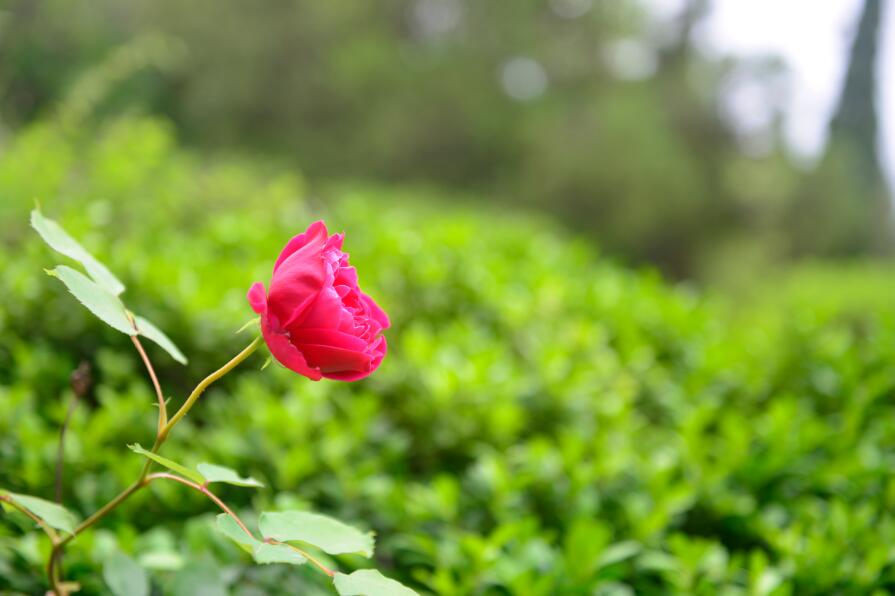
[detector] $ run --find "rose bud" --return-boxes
[247,221,389,381]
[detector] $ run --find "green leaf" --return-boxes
[133,315,188,365]
[214,514,307,566]
[47,266,134,335]
[252,542,307,566]
[31,209,125,296]
[103,552,149,596]
[197,463,264,488]
[333,570,419,596]
[128,444,205,484]
[215,513,258,551]
[259,511,375,557]
[3,491,79,535]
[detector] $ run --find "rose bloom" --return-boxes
[247,221,389,381]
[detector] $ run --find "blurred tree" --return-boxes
[788,0,892,258]
[0,0,892,278]
[828,0,885,192]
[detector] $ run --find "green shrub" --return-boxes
[2,117,895,594]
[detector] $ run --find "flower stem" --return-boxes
[159,337,262,440]
[46,337,262,594]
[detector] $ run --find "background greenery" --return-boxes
[2,0,895,594]
[2,116,895,595]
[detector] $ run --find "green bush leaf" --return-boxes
[2,491,79,535]
[259,511,375,557]
[31,209,125,296]
[47,266,134,335]
[197,463,263,488]
[169,562,227,596]
[599,541,642,567]
[333,570,419,596]
[103,552,149,596]
[252,542,307,566]
[138,550,184,571]
[128,444,205,484]
[133,315,188,365]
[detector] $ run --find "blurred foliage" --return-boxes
[0,0,890,279]
[2,116,895,594]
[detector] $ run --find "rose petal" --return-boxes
[273,220,328,273]
[299,343,372,374]
[323,369,373,382]
[325,232,345,252]
[362,293,391,329]
[290,328,368,352]
[369,336,387,369]
[335,265,358,288]
[268,231,329,329]
[247,282,267,314]
[323,339,385,382]
[261,316,322,380]
[293,286,346,330]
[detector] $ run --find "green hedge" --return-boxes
[2,117,895,594]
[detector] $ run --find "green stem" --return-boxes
[46,336,262,594]
[159,337,262,440]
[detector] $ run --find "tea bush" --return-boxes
[2,117,895,594]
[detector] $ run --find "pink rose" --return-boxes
[247,221,389,381]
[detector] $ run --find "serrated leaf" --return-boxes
[259,511,375,558]
[103,552,149,596]
[3,491,79,535]
[215,513,258,552]
[128,444,205,484]
[213,514,306,566]
[133,315,188,365]
[197,463,264,488]
[333,569,419,596]
[47,266,134,335]
[252,542,307,565]
[31,209,125,296]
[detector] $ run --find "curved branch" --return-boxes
[145,473,335,577]
[47,337,262,590]
[145,472,253,536]
[129,321,167,433]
